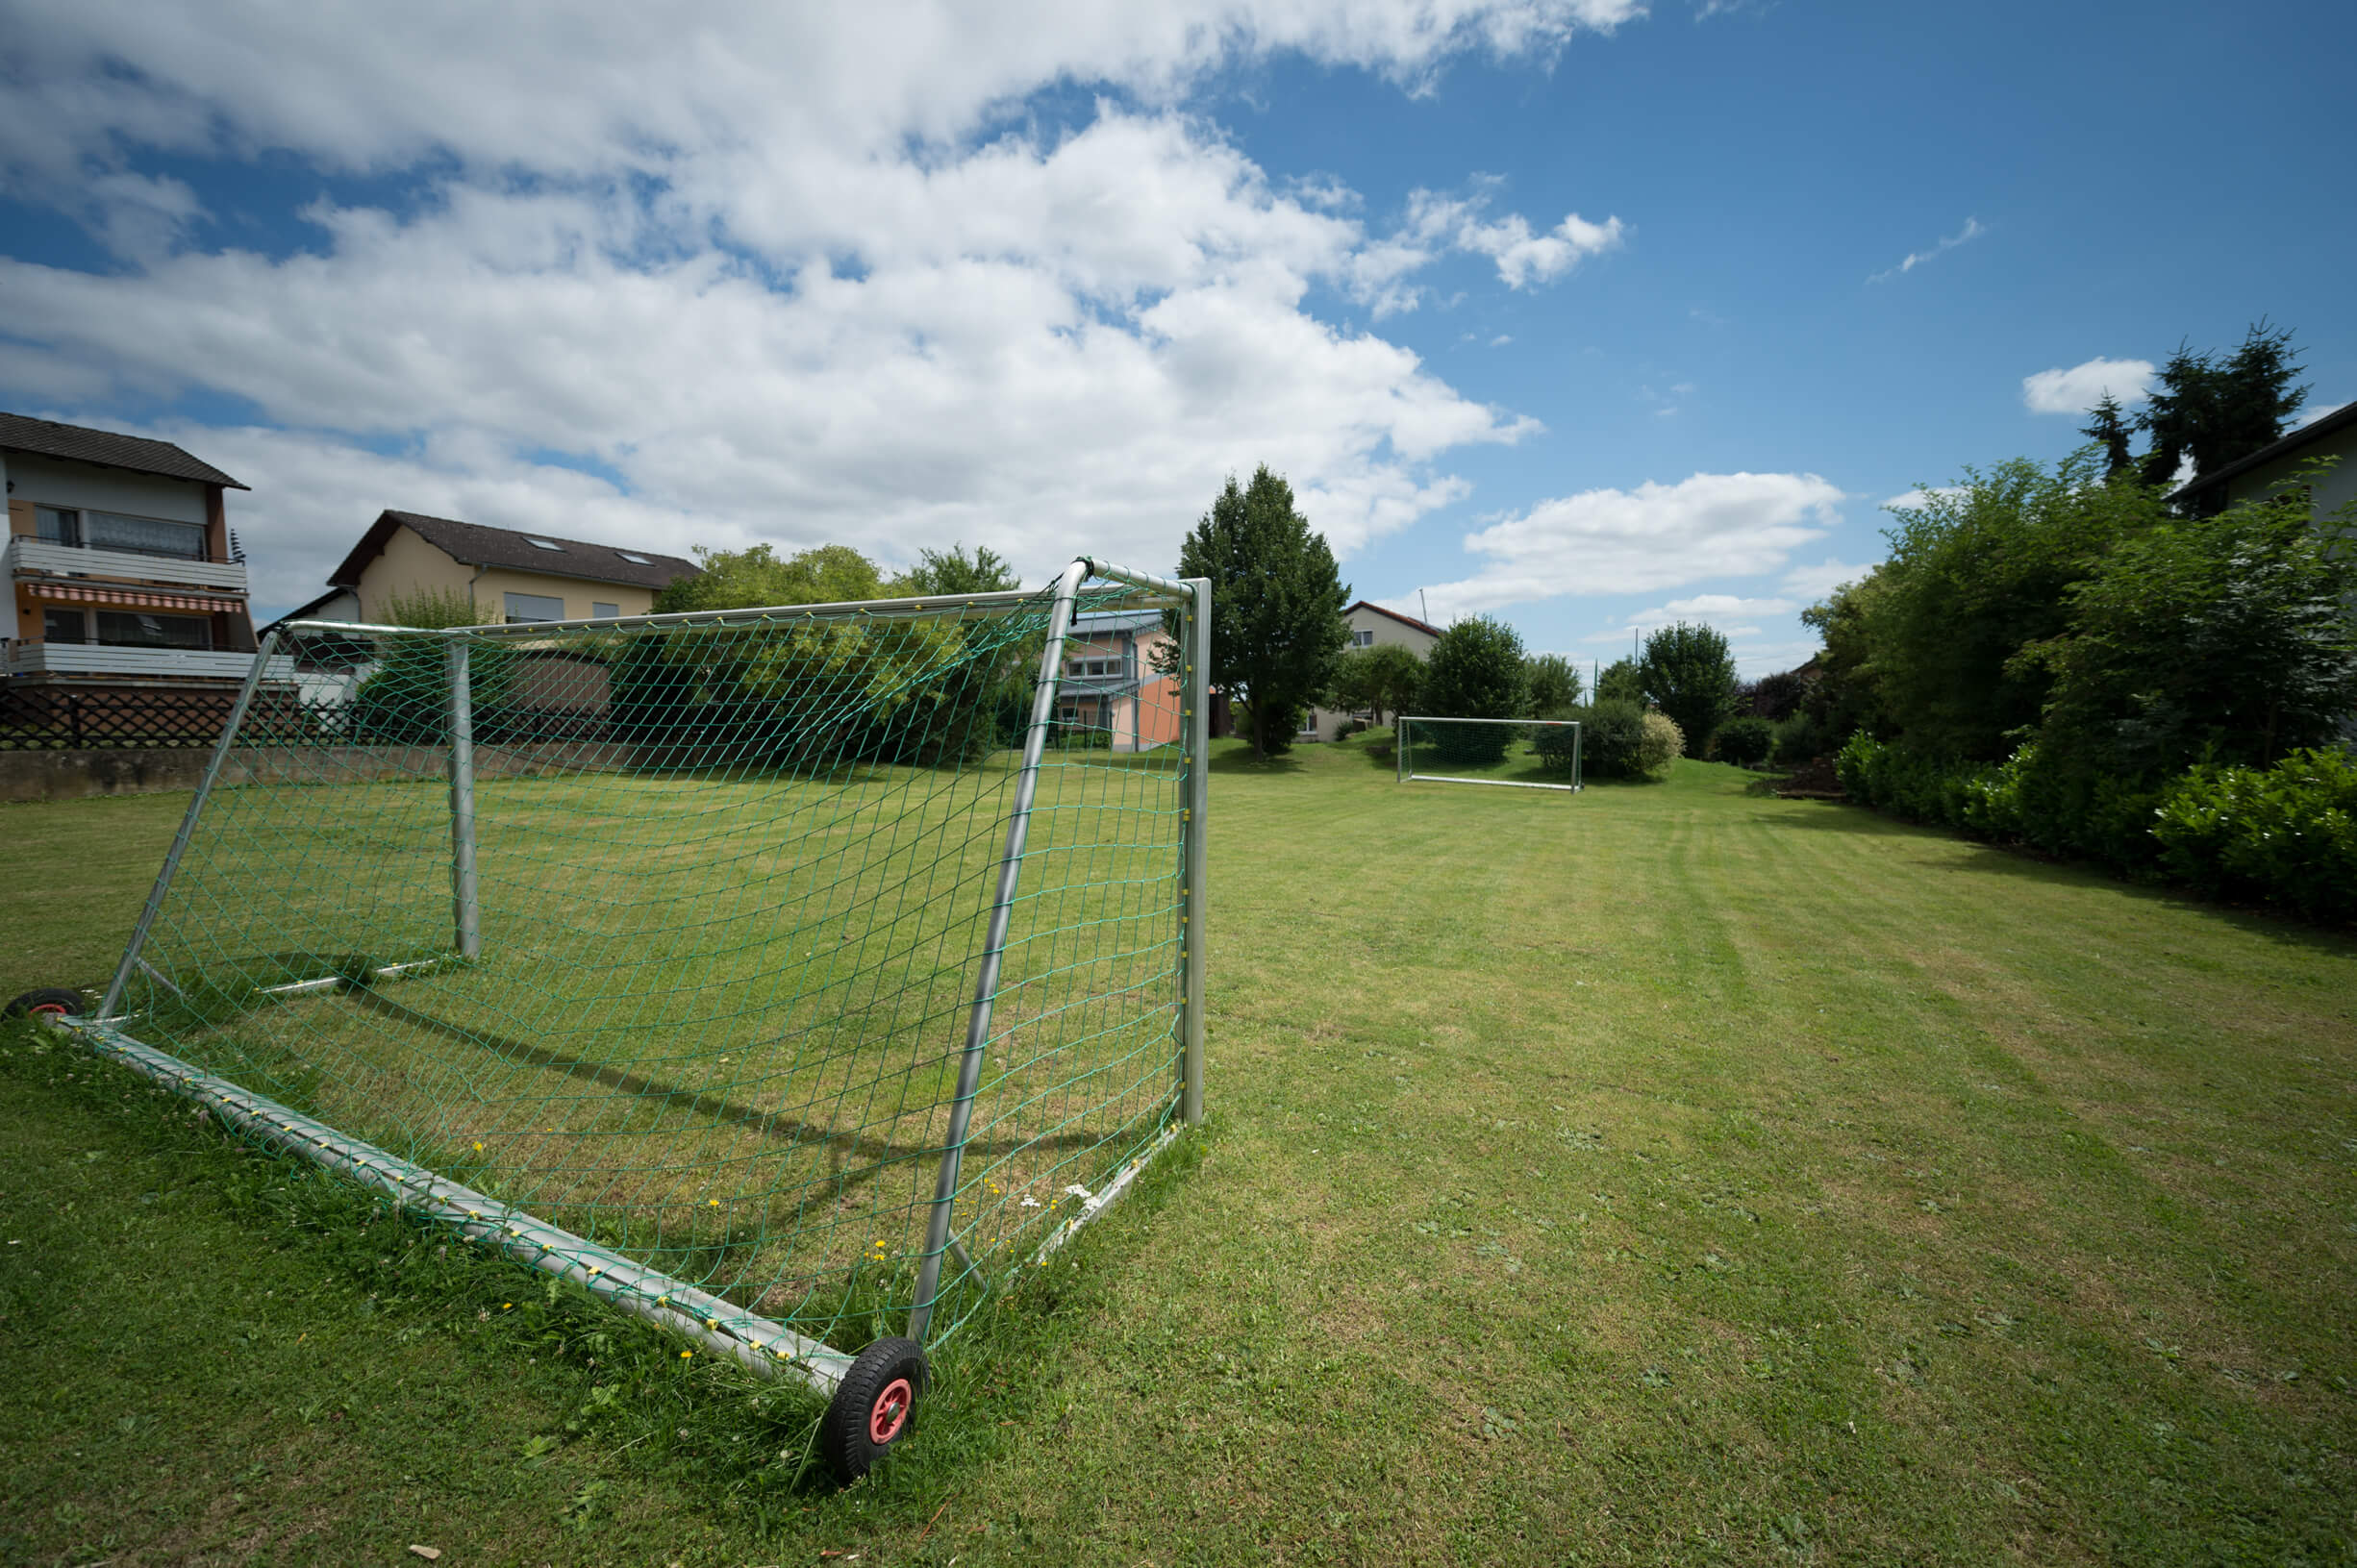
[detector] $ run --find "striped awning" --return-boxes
[21,580,241,612]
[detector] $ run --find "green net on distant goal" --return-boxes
[63,559,1208,1476]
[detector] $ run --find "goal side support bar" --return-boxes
[101,628,286,1019]
[57,1015,855,1396]
[906,559,1090,1346]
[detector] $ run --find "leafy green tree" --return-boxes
[2018,466,2357,777]
[1327,642,1422,728]
[1637,621,1737,758]
[2136,321,2309,490]
[893,543,1020,597]
[1419,614,1529,764]
[1524,654,1583,715]
[1596,658,1644,705]
[1170,466,1349,758]
[626,541,1004,768]
[1859,454,2151,759]
[652,542,886,613]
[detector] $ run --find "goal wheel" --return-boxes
[820,1336,928,1482]
[5,988,88,1020]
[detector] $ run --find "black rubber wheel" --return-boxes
[820,1336,929,1483]
[5,988,88,1020]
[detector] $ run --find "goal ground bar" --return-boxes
[1405,773,1580,791]
[54,1014,857,1397]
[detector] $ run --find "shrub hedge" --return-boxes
[1837,733,2357,924]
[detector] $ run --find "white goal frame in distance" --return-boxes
[1395,715,1581,793]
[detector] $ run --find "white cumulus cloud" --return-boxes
[2021,357,2155,415]
[0,1,1645,612]
[1405,471,1845,621]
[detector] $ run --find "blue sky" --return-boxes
[3,0,2350,674]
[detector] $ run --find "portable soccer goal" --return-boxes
[1395,715,1581,792]
[28,557,1209,1480]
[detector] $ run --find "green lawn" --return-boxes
[4,735,2354,1564]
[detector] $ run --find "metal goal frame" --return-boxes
[51,556,1212,1406]
[1395,714,1581,793]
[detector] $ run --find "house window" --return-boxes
[37,506,206,559]
[1065,656,1123,679]
[96,610,212,649]
[526,538,565,552]
[41,608,88,643]
[1351,629,1376,648]
[504,591,566,623]
[591,602,620,619]
[86,511,206,560]
[618,552,652,564]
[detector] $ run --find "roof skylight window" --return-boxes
[617,551,652,564]
[527,538,564,551]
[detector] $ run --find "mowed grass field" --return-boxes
[3,734,2354,1565]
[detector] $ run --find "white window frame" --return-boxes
[503,591,567,624]
[1351,628,1376,648]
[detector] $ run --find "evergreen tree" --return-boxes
[2137,321,2308,489]
[1170,466,1350,759]
[2081,393,2137,479]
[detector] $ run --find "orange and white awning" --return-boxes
[19,580,242,613]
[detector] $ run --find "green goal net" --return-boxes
[63,559,1208,1475]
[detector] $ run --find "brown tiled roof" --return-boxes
[0,411,247,488]
[328,510,700,591]
[1345,599,1442,637]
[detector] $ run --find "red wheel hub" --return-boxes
[30,1004,69,1016]
[868,1376,913,1445]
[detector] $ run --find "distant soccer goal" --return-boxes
[1396,715,1581,793]
[31,558,1208,1481]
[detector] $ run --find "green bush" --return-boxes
[1771,709,1832,765]
[1565,701,1647,779]
[1531,722,1580,774]
[2151,748,2357,922]
[1715,716,1773,767]
[1637,712,1684,780]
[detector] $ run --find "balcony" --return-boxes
[5,535,249,594]
[5,643,294,682]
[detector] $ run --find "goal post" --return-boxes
[1396,715,1582,792]
[53,557,1211,1477]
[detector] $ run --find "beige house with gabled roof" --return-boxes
[325,510,699,626]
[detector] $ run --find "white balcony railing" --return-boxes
[4,535,249,594]
[5,643,294,682]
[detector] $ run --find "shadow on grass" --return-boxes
[1771,801,2357,958]
[1207,748,1304,776]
